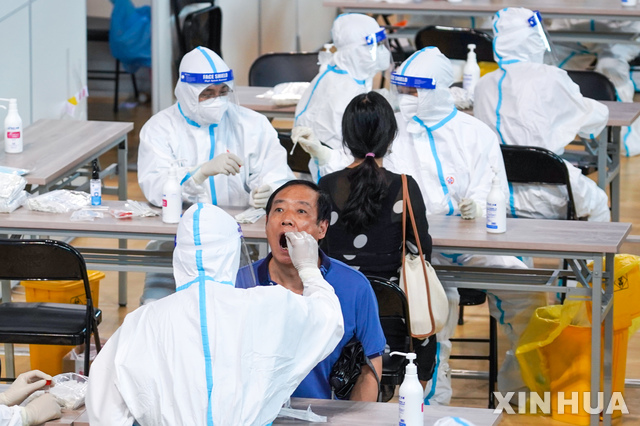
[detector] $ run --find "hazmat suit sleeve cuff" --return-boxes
[298,268,334,296]
[315,145,334,167]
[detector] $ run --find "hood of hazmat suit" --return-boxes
[86,204,344,426]
[386,47,510,217]
[294,13,390,179]
[138,46,294,207]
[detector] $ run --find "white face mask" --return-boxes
[375,46,391,71]
[197,97,229,125]
[398,94,419,123]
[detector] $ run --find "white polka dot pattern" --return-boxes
[330,211,339,225]
[353,234,367,248]
[393,200,403,214]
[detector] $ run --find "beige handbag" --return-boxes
[399,174,449,338]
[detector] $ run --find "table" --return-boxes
[236,86,297,120]
[44,397,501,425]
[0,119,132,198]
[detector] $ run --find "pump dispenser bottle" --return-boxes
[1,98,23,153]
[162,163,182,224]
[463,44,480,100]
[390,352,423,426]
[90,160,102,206]
[486,167,506,233]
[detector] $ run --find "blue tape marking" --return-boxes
[623,126,632,157]
[495,68,508,145]
[208,125,218,205]
[294,67,332,123]
[178,103,201,128]
[590,20,595,32]
[507,181,518,218]
[197,46,219,73]
[424,342,441,404]
[452,417,471,426]
[193,203,203,247]
[558,51,576,69]
[180,170,193,186]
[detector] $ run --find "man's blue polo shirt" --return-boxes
[236,250,386,399]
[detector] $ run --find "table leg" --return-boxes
[1,280,15,378]
[609,127,621,222]
[590,257,603,426]
[118,137,128,306]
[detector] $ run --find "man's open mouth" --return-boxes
[279,233,288,250]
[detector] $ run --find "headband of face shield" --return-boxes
[175,47,239,126]
[493,8,557,66]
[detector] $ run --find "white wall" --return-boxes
[0,0,87,126]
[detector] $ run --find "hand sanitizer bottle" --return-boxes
[90,160,102,206]
[162,163,182,224]
[3,99,23,154]
[390,352,423,426]
[486,167,506,233]
[463,44,480,100]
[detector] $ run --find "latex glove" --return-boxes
[285,231,322,283]
[291,126,333,166]
[20,394,62,426]
[192,152,243,185]
[250,184,272,208]
[0,370,51,406]
[459,198,483,220]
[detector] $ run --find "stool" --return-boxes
[87,16,139,113]
[450,288,498,409]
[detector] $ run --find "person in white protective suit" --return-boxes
[138,46,294,208]
[384,47,548,405]
[474,8,611,222]
[0,371,61,426]
[547,18,640,157]
[86,204,344,426]
[291,13,392,180]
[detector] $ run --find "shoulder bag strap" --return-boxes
[401,174,436,337]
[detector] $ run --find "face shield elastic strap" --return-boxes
[180,70,235,85]
[391,73,436,89]
[528,11,551,52]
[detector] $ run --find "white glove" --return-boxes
[20,394,61,426]
[459,198,483,220]
[0,370,51,406]
[192,152,244,185]
[285,231,322,283]
[291,126,333,166]
[250,184,272,208]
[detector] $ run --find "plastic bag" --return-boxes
[0,190,28,213]
[258,82,310,106]
[70,209,105,221]
[26,190,90,213]
[108,200,159,219]
[109,0,151,74]
[50,373,88,410]
[0,172,27,199]
[277,399,327,422]
[234,207,266,224]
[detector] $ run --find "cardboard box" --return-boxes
[62,340,106,376]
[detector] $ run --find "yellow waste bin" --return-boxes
[516,254,640,425]
[21,270,104,376]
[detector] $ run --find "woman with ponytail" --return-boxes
[318,91,435,396]
[319,91,432,280]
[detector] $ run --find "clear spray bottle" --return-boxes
[390,351,423,426]
[162,162,182,224]
[486,166,506,233]
[0,98,23,154]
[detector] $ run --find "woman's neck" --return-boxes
[348,157,384,168]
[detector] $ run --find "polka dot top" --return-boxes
[319,168,432,280]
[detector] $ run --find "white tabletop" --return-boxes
[0,119,133,186]
[236,86,297,118]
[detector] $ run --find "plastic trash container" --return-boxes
[21,270,104,376]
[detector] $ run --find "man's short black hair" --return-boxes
[265,180,331,224]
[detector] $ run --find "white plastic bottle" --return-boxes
[462,44,480,100]
[390,352,423,426]
[162,164,182,224]
[3,99,23,154]
[486,167,506,233]
[90,160,102,206]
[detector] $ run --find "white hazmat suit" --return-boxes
[86,204,344,426]
[293,13,391,180]
[385,47,547,405]
[138,46,294,207]
[474,8,610,222]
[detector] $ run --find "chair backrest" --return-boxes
[367,276,411,353]
[0,239,95,306]
[248,52,319,87]
[277,132,311,174]
[181,6,223,58]
[414,26,494,62]
[500,145,578,220]
[567,70,617,101]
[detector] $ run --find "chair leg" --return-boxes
[488,316,498,409]
[458,304,465,325]
[131,72,140,101]
[114,60,121,113]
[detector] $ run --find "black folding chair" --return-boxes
[414,26,494,62]
[0,239,102,376]
[248,52,319,87]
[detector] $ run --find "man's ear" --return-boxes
[317,220,328,240]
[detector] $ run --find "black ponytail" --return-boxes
[339,92,398,233]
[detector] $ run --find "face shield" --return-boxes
[390,72,436,122]
[365,28,393,72]
[179,69,239,125]
[334,26,392,83]
[528,10,558,66]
